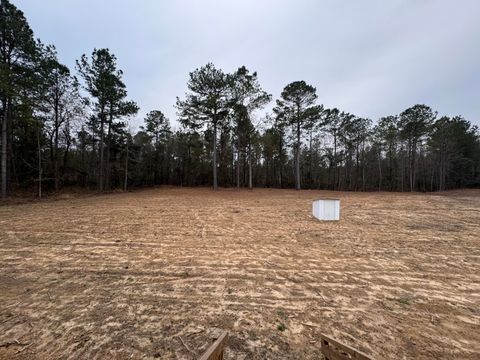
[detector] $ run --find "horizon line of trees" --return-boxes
[1,0,479,199]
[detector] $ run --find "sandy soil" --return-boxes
[0,188,479,359]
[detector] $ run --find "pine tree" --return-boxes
[176,63,230,190]
[274,81,322,190]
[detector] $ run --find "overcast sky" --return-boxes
[14,0,480,129]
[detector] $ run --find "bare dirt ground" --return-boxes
[0,188,479,359]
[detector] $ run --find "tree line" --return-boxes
[1,0,479,199]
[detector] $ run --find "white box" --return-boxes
[312,199,340,221]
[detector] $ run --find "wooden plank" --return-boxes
[320,334,373,360]
[197,331,228,360]
[321,345,351,360]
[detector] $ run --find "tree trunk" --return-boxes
[264,159,268,187]
[279,136,283,188]
[400,147,404,192]
[54,129,59,191]
[63,125,71,181]
[309,130,313,188]
[333,134,337,191]
[355,148,359,190]
[378,148,382,191]
[388,144,394,190]
[230,138,235,187]
[430,164,435,192]
[362,142,366,191]
[212,118,218,190]
[105,106,113,190]
[154,133,159,185]
[410,139,417,192]
[236,135,240,188]
[124,140,128,191]
[53,95,60,191]
[1,100,8,199]
[440,145,447,191]
[295,121,301,190]
[37,123,42,199]
[99,108,105,191]
[248,143,253,190]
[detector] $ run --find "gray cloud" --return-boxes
[15,0,480,128]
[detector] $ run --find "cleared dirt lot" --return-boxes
[0,188,479,359]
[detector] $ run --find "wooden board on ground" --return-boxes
[320,333,373,360]
[198,331,228,360]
